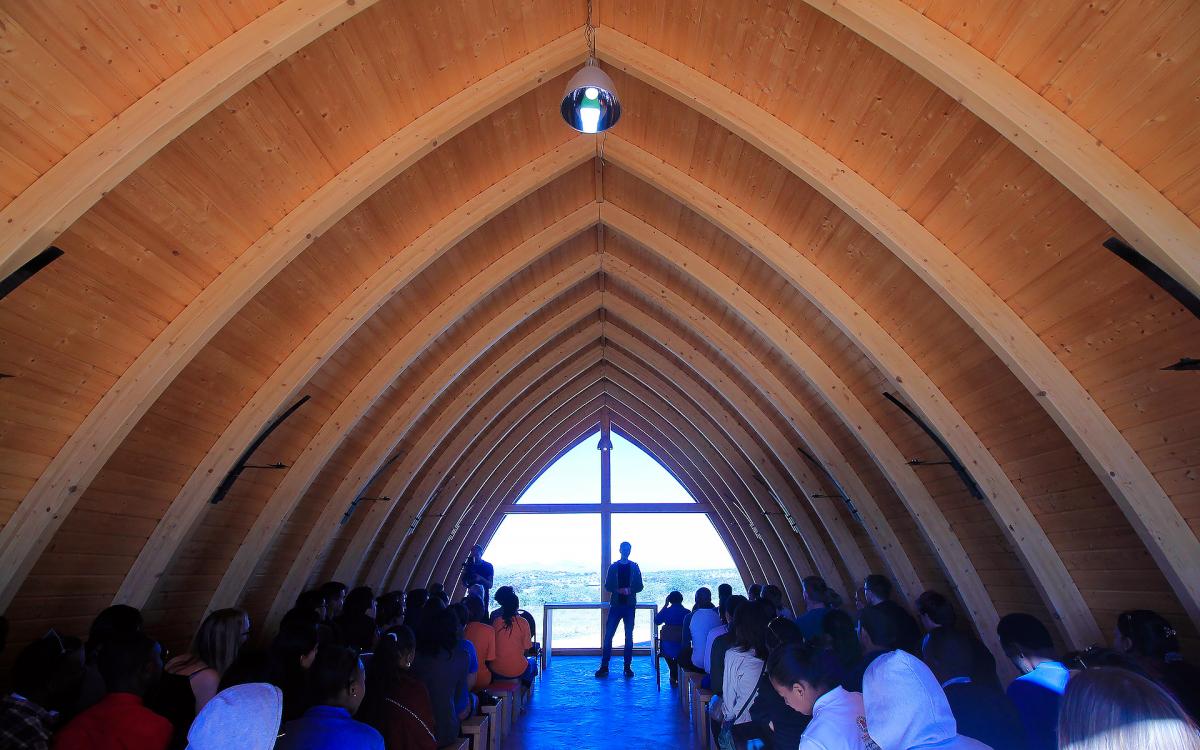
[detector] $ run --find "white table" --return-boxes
[540,601,660,687]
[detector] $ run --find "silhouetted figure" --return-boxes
[862,574,920,655]
[997,612,1069,750]
[923,628,1024,749]
[595,541,643,678]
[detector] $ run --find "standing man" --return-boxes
[461,544,495,609]
[596,541,644,678]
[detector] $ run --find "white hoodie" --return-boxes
[187,682,283,750]
[863,650,992,750]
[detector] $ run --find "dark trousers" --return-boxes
[601,604,636,666]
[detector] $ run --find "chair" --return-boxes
[460,714,489,750]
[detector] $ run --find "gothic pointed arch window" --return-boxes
[482,419,741,651]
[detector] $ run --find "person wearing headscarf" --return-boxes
[862,650,989,750]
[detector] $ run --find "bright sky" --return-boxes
[486,430,737,571]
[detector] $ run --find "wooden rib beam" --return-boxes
[603,31,1192,636]
[800,0,1200,300]
[205,260,603,614]
[602,137,1102,647]
[0,0,382,281]
[1,37,589,611]
[118,199,595,608]
[428,392,772,598]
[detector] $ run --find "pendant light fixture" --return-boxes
[561,1,620,134]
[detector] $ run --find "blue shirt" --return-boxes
[794,607,829,639]
[276,705,384,750]
[1007,660,1069,750]
[457,639,478,713]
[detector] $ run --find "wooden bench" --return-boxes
[460,714,489,750]
[480,700,504,750]
[694,688,714,747]
[681,669,703,714]
[439,740,468,750]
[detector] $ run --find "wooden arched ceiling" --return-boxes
[1,0,1197,659]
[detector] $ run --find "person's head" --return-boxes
[428,582,447,603]
[98,632,162,696]
[862,574,893,605]
[863,650,959,748]
[319,581,348,618]
[296,590,328,622]
[694,587,713,609]
[618,541,632,559]
[1058,667,1200,750]
[494,586,520,627]
[464,594,487,623]
[717,583,733,605]
[722,594,748,625]
[375,591,404,628]
[733,600,774,660]
[821,608,861,668]
[747,584,763,602]
[767,643,842,715]
[192,607,251,676]
[801,576,841,610]
[1115,609,1180,661]
[405,588,428,618]
[857,605,898,652]
[920,627,975,684]
[471,544,484,558]
[269,617,321,680]
[342,586,376,620]
[11,631,86,710]
[449,603,469,631]
[87,604,143,657]
[766,617,804,654]
[307,644,365,714]
[415,606,460,655]
[666,591,684,606]
[915,590,956,632]
[997,612,1056,674]
[761,584,784,614]
[186,683,283,750]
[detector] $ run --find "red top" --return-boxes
[377,674,437,750]
[52,693,172,750]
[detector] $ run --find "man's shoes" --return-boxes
[594,666,609,678]
[623,666,635,678]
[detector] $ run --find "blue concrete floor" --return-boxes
[503,656,697,749]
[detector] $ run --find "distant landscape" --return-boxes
[493,567,742,648]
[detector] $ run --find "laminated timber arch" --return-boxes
[2,0,1199,663]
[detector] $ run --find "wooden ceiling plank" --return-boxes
[0,0,383,282]
[0,36,589,612]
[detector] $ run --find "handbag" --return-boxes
[717,663,765,750]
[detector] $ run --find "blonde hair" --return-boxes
[1058,667,1200,750]
[189,607,249,676]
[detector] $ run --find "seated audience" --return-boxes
[461,595,496,691]
[683,587,721,671]
[296,591,330,624]
[862,574,921,655]
[795,576,842,639]
[819,609,862,688]
[845,605,897,692]
[358,627,436,750]
[184,683,282,750]
[709,595,747,697]
[1114,609,1200,721]
[152,607,249,746]
[768,642,868,750]
[76,605,143,714]
[448,604,478,713]
[915,590,1000,691]
[922,628,1024,749]
[276,644,382,750]
[763,585,791,619]
[403,590,427,631]
[701,596,734,680]
[334,587,379,653]
[490,587,533,684]
[412,606,471,746]
[998,612,1070,750]
[862,650,989,749]
[750,618,810,750]
[320,582,349,621]
[1057,666,1200,750]
[1,632,85,750]
[716,600,773,737]
[717,583,734,610]
[748,584,764,602]
[268,616,321,722]
[655,591,689,687]
[374,592,404,632]
[53,632,172,750]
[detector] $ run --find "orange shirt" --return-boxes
[489,616,532,679]
[464,622,497,688]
